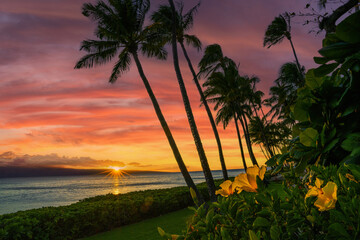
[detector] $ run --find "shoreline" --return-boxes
[0,170,242,215]
[0,180,223,240]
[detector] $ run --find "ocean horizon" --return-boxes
[0,169,244,215]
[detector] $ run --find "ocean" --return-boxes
[0,169,244,215]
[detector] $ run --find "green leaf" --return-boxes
[336,11,360,44]
[314,56,330,64]
[293,101,310,122]
[313,63,339,77]
[157,227,166,237]
[322,33,342,47]
[220,227,232,240]
[323,138,339,153]
[256,208,272,218]
[327,223,351,239]
[330,210,347,223]
[341,133,360,152]
[265,155,278,167]
[255,194,270,207]
[305,69,324,89]
[205,209,214,226]
[253,217,270,228]
[300,128,319,147]
[270,225,281,240]
[295,159,307,175]
[189,187,199,207]
[249,230,259,240]
[318,42,360,60]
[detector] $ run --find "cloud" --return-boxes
[0,0,322,171]
[0,151,130,169]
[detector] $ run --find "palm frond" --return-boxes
[183,34,201,51]
[182,1,201,31]
[80,39,120,52]
[263,14,289,48]
[109,50,131,83]
[74,46,118,69]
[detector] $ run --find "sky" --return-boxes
[0,0,326,172]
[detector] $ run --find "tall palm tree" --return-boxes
[74,0,204,203]
[264,12,302,73]
[151,2,228,180]
[167,0,216,202]
[199,44,259,166]
[203,66,250,170]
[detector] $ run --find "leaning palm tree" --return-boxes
[199,44,259,166]
[74,0,204,203]
[198,44,236,79]
[167,0,216,202]
[151,2,228,180]
[264,12,302,73]
[203,67,249,171]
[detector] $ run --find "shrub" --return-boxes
[0,180,222,240]
[160,164,360,239]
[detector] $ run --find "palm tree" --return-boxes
[199,44,259,167]
[198,44,236,79]
[151,2,228,180]
[265,62,304,124]
[167,0,216,202]
[246,76,274,157]
[203,66,251,171]
[74,0,204,203]
[264,12,302,73]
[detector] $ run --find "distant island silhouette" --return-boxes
[0,167,166,178]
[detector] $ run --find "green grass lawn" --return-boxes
[82,208,193,240]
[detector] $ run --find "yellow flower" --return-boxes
[215,180,235,197]
[233,165,266,193]
[305,178,338,211]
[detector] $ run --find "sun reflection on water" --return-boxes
[100,166,130,195]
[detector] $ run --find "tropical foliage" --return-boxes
[158,5,360,240]
[160,164,360,240]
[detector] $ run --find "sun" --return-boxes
[101,166,129,179]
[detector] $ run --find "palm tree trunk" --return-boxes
[288,37,302,74]
[234,113,247,171]
[260,104,267,122]
[179,41,228,180]
[132,51,204,204]
[259,144,270,160]
[168,0,216,202]
[239,114,258,166]
[243,115,260,166]
[251,102,274,157]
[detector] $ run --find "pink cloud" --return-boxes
[0,0,324,171]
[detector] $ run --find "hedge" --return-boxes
[0,180,223,240]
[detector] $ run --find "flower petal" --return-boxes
[305,187,319,200]
[259,165,267,180]
[215,189,230,197]
[314,195,329,211]
[322,182,337,200]
[315,178,324,189]
[246,166,259,189]
[234,173,256,192]
[324,199,336,210]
